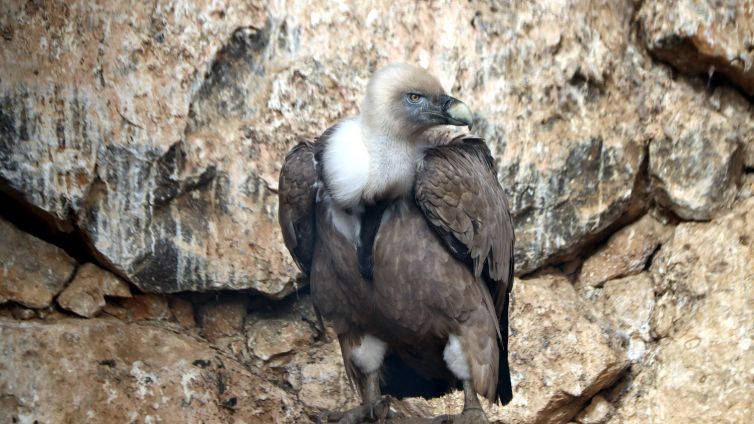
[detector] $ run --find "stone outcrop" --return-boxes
[0,217,76,308]
[4,0,745,294]
[577,215,669,289]
[0,0,752,423]
[0,0,295,297]
[610,198,754,423]
[586,273,656,362]
[56,263,131,317]
[639,0,754,96]
[0,318,306,423]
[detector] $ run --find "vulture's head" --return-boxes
[360,64,473,140]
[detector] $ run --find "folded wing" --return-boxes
[414,135,515,404]
[278,140,318,276]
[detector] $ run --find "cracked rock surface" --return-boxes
[1,0,753,423]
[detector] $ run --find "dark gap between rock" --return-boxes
[0,181,97,265]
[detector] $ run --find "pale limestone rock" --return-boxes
[1,1,753,421]
[576,394,612,424]
[0,0,294,297]
[56,263,131,318]
[0,318,304,423]
[647,85,744,220]
[578,215,670,289]
[639,0,754,96]
[0,218,76,309]
[2,0,751,288]
[588,273,656,362]
[739,173,754,201]
[610,198,754,423]
[285,336,360,413]
[244,295,359,414]
[247,317,314,362]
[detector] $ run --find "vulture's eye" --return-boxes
[406,93,423,104]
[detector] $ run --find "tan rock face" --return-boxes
[7,0,746,293]
[247,316,314,362]
[639,0,754,96]
[0,318,305,423]
[576,394,612,424]
[1,0,753,422]
[610,198,754,423]
[503,276,627,423]
[0,0,294,296]
[647,81,745,221]
[578,215,669,289]
[0,217,76,308]
[586,273,656,362]
[244,295,359,414]
[56,262,131,317]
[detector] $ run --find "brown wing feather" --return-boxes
[415,136,515,316]
[415,136,515,404]
[278,140,318,276]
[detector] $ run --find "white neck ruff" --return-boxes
[322,117,419,209]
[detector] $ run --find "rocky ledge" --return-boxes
[1,0,753,423]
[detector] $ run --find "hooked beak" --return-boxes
[441,95,473,130]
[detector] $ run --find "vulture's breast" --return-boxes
[311,196,476,343]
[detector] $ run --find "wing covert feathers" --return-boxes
[415,136,515,317]
[278,140,318,276]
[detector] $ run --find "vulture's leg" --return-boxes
[431,381,489,424]
[319,371,397,423]
[318,335,398,423]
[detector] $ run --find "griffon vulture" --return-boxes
[278,64,515,423]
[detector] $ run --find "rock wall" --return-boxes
[1,1,752,423]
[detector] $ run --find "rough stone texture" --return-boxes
[740,173,754,201]
[0,318,305,423]
[585,273,656,362]
[2,0,751,285]
[112,293,170,322]
[247,316,314,363]
[7,304,36,320]
[196,294,248,341]
[1,0,753,422]
[168,296,196,328]
[610,198,754,423]
[243,295,357,412]
[646,80,745,220]
[56,262,131,317]
[639,0,754,96]
[0,217,76,308]
[577,215,669,289]
[0,0,296,297]
[575,394,612,424]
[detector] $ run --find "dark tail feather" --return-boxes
[496,290,513,404]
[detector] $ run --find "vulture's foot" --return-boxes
[317,396,400,424]
[432,380,489,424]
[431,407,488,424]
